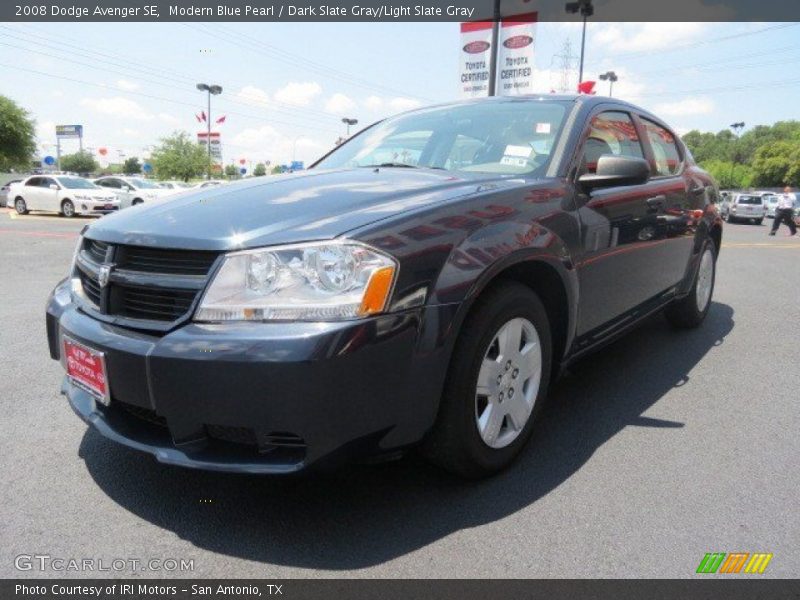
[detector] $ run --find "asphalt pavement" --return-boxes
[1,208,797,578]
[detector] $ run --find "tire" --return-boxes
[422,281,552,478]
[14,197,27,215]
[664,239,716,329]
[756,219,764,226]
[131,198,144,206]
[61,199,75,218]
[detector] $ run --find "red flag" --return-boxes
[200,111,207,122]
[216,115,226,124]
[195,113,202,123]
[577,81,596,95]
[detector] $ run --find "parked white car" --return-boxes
[723,193,767,225]
[193,179,227,188]
[10,175,120,217]
[157,181,192,190]
[93,176,176,209]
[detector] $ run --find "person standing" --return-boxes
[769,186,797,236]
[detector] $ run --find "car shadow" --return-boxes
[79,302,734,570]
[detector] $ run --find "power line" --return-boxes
[588,22,799,65]
[0,25,346,127]
[0,61,341,135]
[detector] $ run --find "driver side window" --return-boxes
[579,111,644,175]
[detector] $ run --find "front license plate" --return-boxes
[104,203,113,209]
[63,336,110,405]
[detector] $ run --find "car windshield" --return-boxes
[314,100,571,176]
[56,177,99,190]
[737,196,761,205]
[127,178,160,189]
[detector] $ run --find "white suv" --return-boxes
[724,193,767,225]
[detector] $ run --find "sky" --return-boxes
[0,21,798,169]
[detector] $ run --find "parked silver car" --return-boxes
[722,193,766,225]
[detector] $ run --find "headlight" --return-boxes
[194,241,397,322]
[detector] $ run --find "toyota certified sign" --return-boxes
[463,40,490,54]
[503,35,533,49]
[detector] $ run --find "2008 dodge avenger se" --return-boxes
[47,95,722,477]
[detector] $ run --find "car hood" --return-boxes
[86,168,529,251]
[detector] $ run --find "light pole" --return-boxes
[566,0,594,86]
[342,117,358,137]
[599,71,618,97]
[197,83,223,180]
[728,121,745,188]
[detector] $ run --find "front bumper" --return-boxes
[75,200,120,215]
[47,280,452,473]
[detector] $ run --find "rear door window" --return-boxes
[641,118,682,176]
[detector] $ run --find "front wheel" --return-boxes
[756,219,764,226]
[131,198,144,206]
[61,199,75,218]
[664,239,716,329]
[422,281,552,478]
[14,197,27,215]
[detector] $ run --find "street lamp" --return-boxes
[565,0,594,87]
[728,122,745,188]
[197,82,223,180]
[599,71,618,97]
[342,117,358,137]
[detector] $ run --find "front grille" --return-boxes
[115,400,168,427]
[87,240,109,263]
[117,245,218,275]
[76,238,219,328]
[206,424,259,447]
[79,270,102,306]
[111,284,196,321]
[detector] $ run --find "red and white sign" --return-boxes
[64,337,109,403]
[496,12,537,96]
[197,131,223,163]
[460,13,537,98]
[459,20,493,98]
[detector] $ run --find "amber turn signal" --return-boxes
[358,266,395,316]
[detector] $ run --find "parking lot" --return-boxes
[0,207,797,578]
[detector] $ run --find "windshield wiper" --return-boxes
[361,163,447,170]
[362,162,419,168]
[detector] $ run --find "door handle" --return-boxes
[646,195,666,211]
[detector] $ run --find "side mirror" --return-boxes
[49,184,59,190]
[578,155,651,192]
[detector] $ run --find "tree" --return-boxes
[60,151,98,174]
[151,131,209,182]
[122,156,142,175]
[701,159,752,189]
[224,164,239,179]
[750,141,800,187]
[271,165,284,174]
[0,95,37,172]
[253,163,266,177]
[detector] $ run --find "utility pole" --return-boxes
[487,0,501,96]
[565,0,594,86]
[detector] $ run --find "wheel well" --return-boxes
[488,261,569,375]
[61,198,72,206]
